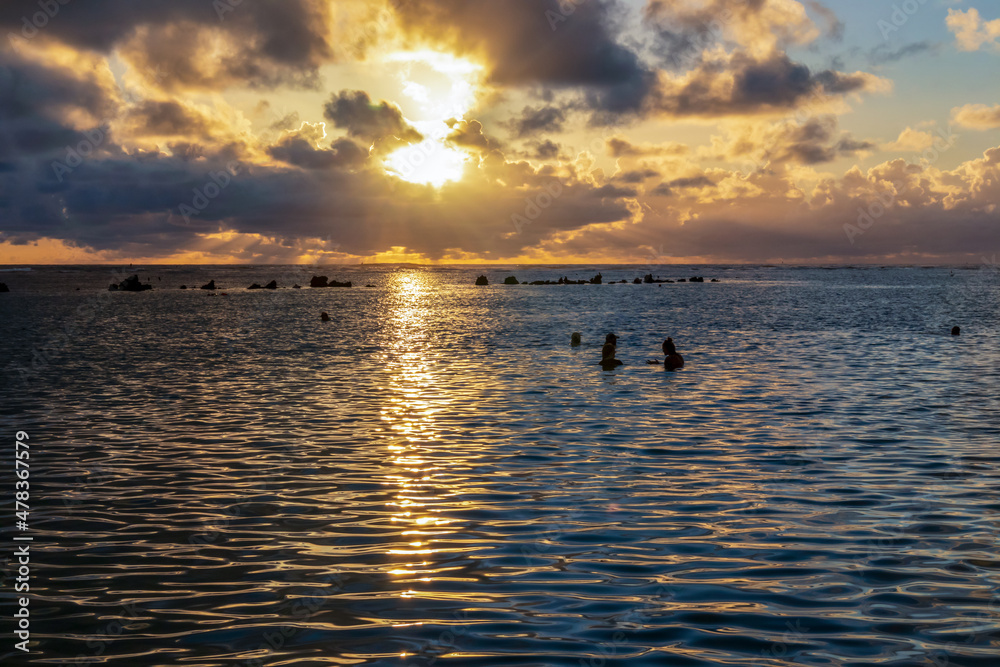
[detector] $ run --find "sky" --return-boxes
[0,0,998,265]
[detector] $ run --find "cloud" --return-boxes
[389,0,656,113]
[617,168,661,184]
[2,0,338,91]
[867,41,938,65]
[528,140,562,160]
[668,175,715,189]
[446,119,492,152]
[268,134,369,171]
[606,137,689,158]
[647,53,888,118]
[885,127,938,152]
[696,116,874,168]
[505,106,567,137]
[323,90,422,143]
[947,8,1000,52]
[952,103,1000,130]
[805,1,844,42]
[645,0,822,63]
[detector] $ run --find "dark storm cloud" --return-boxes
[268,136,368,171]
[0,51,117,124]
[772,118,874,164]
[618,169,661,184]
[506,106,567,137]
[1,0,335,90]
[649,53,878,117]
[323,91,422,143]
[124,100,211,138]
[668,175,715,189]
[390,0,656,114]
[591,184,638,198]
[528,140,561,160]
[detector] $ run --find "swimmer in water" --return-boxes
[647,337,684,369]
[599,333,623,369]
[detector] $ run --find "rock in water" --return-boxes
[0,282,8,293]
[504,276,519,285]
[264,280,278,290]
[248,283,263,290]
[114,275,153,292]
[310,276,329,288]
[475,275,489,286]
[201,280,217,290]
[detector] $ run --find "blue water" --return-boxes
[1,264,999,666]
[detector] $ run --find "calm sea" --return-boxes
[1,264,999,666]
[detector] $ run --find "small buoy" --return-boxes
[951,326,960,336]
[321,312,330,322]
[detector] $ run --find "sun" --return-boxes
[380,50,484,188]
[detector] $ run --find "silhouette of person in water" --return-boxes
[600,333,623,369]
[663,337,676,356]
[648,337,684,369]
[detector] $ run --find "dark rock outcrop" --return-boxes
[0,282,8,293]
[311,276,352,288]
[201,280,217,290]
[475,275,489,286]
[111,275,152,292]
[504,276,519,285]
[248,283,263,290]
[591,273,603,284]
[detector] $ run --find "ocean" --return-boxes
[1,264,999,666]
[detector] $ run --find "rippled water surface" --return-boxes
[2,265,1000,666]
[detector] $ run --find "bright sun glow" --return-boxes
[381,51,484,188]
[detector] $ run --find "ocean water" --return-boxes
[1,264,999,666]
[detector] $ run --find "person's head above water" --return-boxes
[663,337,676,355]
[571,332,582,346]
[605,333,618,346]
[952,326,961,336]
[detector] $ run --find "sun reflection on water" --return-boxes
[380,272,464,590]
